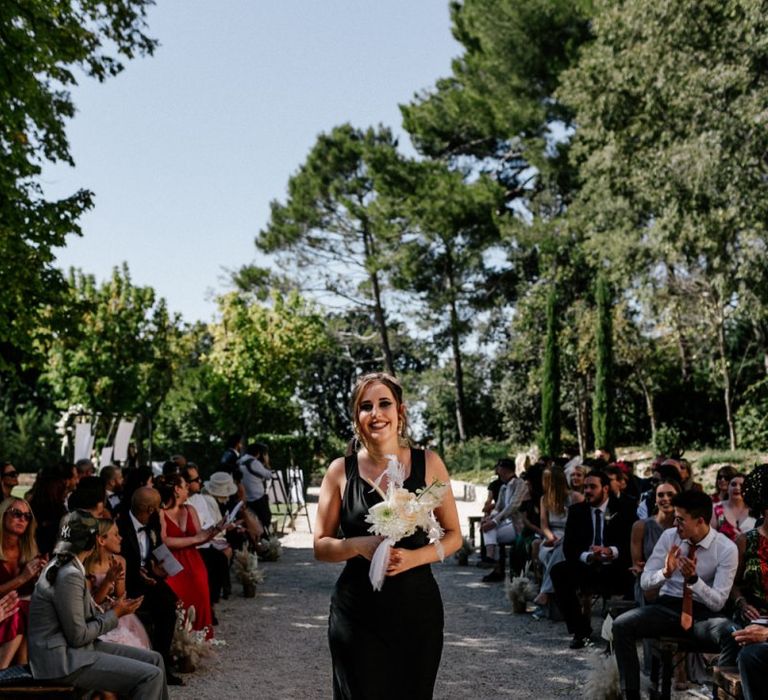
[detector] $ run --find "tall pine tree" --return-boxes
[539,284,560,456]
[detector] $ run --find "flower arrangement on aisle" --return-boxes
[506,575,537,614]
[233,543,265,597]
[364,454,448,591]
[257,535,282,562]
[170,603,224,672]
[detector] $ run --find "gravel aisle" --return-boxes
[169,488,595,699]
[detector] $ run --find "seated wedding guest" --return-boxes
[564,461,586,494]
[730,464,768,700]
[477,461,504,567]
[613,490,738,700]
[68,476,107,517]
[637,461,682,519]
[551,470,637,649]
[117,467,154,520]
[0,463,19,500]
[204,472,264,554]
[27,465,69,556]
[85,518,150,649]
[75,459,96,479]
[711,473,755,542]
[238,443,275,533]
[116,487,182,686]
[606,464,637,504]
[100,466,124,516]
[157,474,216,638]
[0,498,47,668]
[731,465,768,623]
[629,479,681,675]
[181,465,230,621]
[532,465,583,614]
[630,480,682,600]
[479,459,529,583]
[712,464,739,504]
[28,510,168,699]
[668,457,703,493]
[511,461,546,577]
[161,461,179,478]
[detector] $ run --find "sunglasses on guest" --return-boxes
[2,471,18,479]
[6,508,32,522]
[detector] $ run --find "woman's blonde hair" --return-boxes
[349,372,411,449]
[0,497,38,563]
[84,517,115,572]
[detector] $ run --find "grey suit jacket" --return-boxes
[28,559,119,680]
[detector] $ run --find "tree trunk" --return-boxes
[449,296,467,442]
[667,265,691,383]
[637,374,657,444]
[370,269,395,376]
[716,303,737,449]
[574,378,588,457]
[362,225,395,376]
[539,284,560,456]
[445,251,467,442]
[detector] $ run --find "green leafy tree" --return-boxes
[204,291,328,437]
[42,265,182,420]
[391,162,505,441]
[401,0,593,203]
[254,124,405,375]
[559,0,768,448]
[0,1,156,378]
[539,283,560,455]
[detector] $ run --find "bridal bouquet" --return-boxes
[364,454,448,591]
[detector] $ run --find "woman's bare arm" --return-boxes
[313,458,382,563]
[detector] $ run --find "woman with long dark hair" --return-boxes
[156,474,216,638]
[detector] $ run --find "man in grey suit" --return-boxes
[28,510,169,699]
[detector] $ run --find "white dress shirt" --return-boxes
[578,499,619,564]
[129,511,150,563]
[641,525,738,612]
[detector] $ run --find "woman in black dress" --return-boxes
[314,372,462,700]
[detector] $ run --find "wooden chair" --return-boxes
[712,667,743,700]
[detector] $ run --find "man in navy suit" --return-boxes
[551,469,637,648]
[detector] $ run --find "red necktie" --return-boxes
[680,542,697,631]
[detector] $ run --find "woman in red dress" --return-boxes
[156,474,216,638]
[0,498,47,667]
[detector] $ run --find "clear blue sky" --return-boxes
[44,1,461,322]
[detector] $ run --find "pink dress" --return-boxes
[91,573,151,649]
[163,508,213,639]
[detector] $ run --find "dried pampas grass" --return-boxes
[506,575,537,613]
[582,652,621,700]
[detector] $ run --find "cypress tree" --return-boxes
[593,273,615,452]
[539,284,560,456]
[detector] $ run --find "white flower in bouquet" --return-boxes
[364,454,448,591]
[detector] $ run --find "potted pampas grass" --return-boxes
[506,575,537,614]
[233,543,265,597]
[171,603,223,672]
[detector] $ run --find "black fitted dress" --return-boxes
[329,448,444,700]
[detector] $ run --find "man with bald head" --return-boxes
[117,487,183,685]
